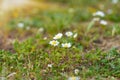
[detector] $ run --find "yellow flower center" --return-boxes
[52,41,57,45]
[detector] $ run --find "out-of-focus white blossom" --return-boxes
[93,11,105,17]
[17,23,24,28]
[73,33,78,38]
[49,40,59,46]
[100,20,108,25]
[65,31,73,37]
[62,43,72,48]
[43,37,47,40]
[47,64,53,68]
[74,69,79,75]
[112,0,118,4]
[53,33,63,40]
[38,27,44,32]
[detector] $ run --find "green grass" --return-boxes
[1,0,120,80]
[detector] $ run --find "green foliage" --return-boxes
[112,24,120,36]
[1,0,120,80]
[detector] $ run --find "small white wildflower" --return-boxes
[100,20,107,25]
[47,64,53,68]
[74,69,79,75]
[38,27,44,32]
[73,33,78,38]
[49,40,59,46]
[92,17,100,21]
[112,0,118,4]
[17,23,24,28]
[93,11,105,17]
[62,43,72,48]
[65,31,73,37]
[53,33,63,40]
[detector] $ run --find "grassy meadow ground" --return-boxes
[1,0,120,80]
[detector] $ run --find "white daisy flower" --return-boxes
[100,20,107,25]
[47,64,53,68]
[62,43,72,48]
[74,69,79,75]
[73,33,78,38]
[17,23,24,28]
[93,11,105,17]
[65,31,73,37]
[49,40,59,46]
[53,33,63,40]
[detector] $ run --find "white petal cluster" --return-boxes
[38,27,44,32]
[49,31,78,48]
[112,0,118,4]
[74,69,79,75]
[65,31,73,37]
[100,20,108,25]
[17,23,24,28]
[92,11,108,26]
[53,33,63,40]
[62,43,72,48]
[73,33,78,38]
[93,11,105,17]
[47,64,53,68]
[49,40,59,46]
